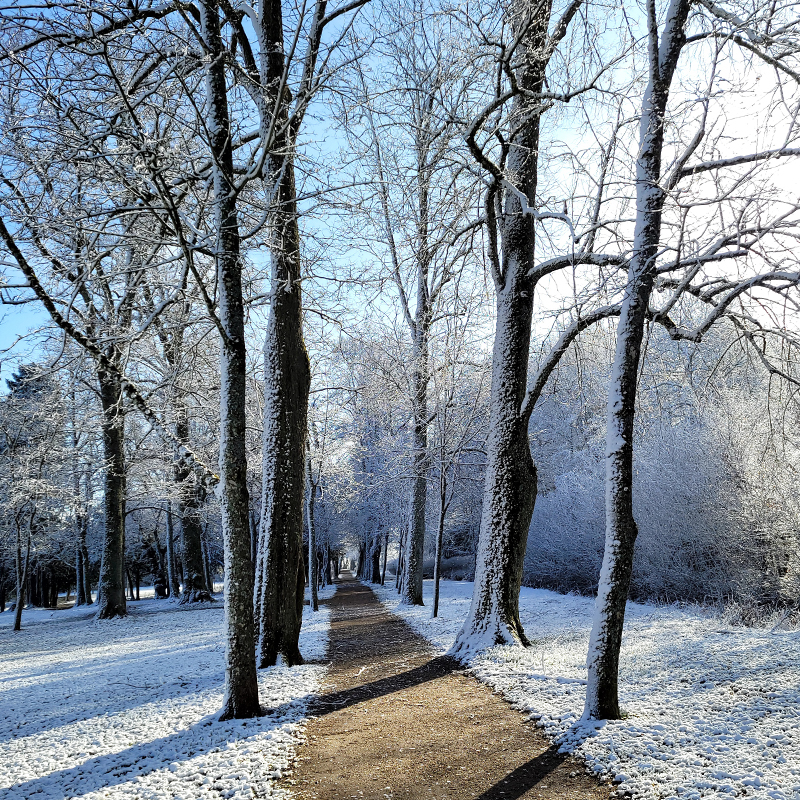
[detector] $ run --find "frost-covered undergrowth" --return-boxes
[0,586,335,799]
[373,578,800,800]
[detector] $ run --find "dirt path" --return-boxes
[285,576,610,800]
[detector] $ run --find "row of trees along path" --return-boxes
[283,574,609,799]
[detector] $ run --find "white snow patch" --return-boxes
[0,585,335,799]
[373,578,800,800]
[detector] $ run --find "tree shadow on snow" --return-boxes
[0,608,225,746]
[0,652,225,746]
[3,707,293,800]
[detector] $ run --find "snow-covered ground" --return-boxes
[373,578,800,800]
[0,586,335,799]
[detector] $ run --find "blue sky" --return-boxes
[0,303,47,387]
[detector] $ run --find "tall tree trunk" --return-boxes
[396,524,406,592]
[356,540,366,580]
[432,472,447,619]
[42,568,51,608]
[584,0,690,721]
[80,478,93,605]
[252,0,314,671]
[306,456,319,612]
[152,526,166,586]
[73,428,88,606]
[96,366,127,619]
[381,531,388,586]
[13,529,30,631]
[255,155,311,666]
[249,508,258,582]
[165,502,180,598]
[75,547,86,606]
[449,0,546,658]
[400,292,430,606]
[201,532,213,592]
[370,534,382,584]
[71,399,89,607]
[175,409,211,603]
[199,0,261,720]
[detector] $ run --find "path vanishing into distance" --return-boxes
[284,575,610,800]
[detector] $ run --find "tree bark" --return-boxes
[306,455,319,612]
[381,531,388,586]
[252,0,312,669]
[165,501,181,598]
[80,476,93,604]
[95,365,127,619]
[126,565,135,601]
[401,319,429,605]
[370,534,382,584]
[254,153,310,665]
[13,529,30,631]
[449,0,547,658]
[249,508,258,582]
[175,411,212,603]
[432,473,447,619]
[584,0,690,721]
[75,547,86,607]
[199,0,261,720]
[73,428,88,606]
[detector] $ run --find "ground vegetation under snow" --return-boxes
[0,586,334,799]
[373,578,800,800]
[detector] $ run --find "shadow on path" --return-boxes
[286,575,609,800]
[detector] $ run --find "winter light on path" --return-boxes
[373,578,800,800]
[0,587,334,800]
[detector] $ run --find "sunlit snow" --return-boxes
[0,587,334,799]
[373,578,800,800]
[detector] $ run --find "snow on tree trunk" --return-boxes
[75,548,85,607]
[584,0,691,721]
[401,318,430,605]
[199,0,261,721]
[449,0,544,657]
[370,534,382,584]
[448,291,537,656]
[175,411,212,604]
[165,502,180,599]
[251,0,313,669]
[80,470,93,604]
[95,366,127,620]
[255,152,310,668]
[74,497,89,606]
[13,528,30,631]
[395,525,405,592]
[72,418,89,607]
[306,454,319,613]
[432,473,446,619]
[160,328,212,603]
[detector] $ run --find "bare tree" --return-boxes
[584,0,800,720]
[338,1,481,603]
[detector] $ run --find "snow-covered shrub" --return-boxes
[521,327,800,608]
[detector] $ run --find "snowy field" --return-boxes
[0,586,335,799]
[373,578,800,800]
